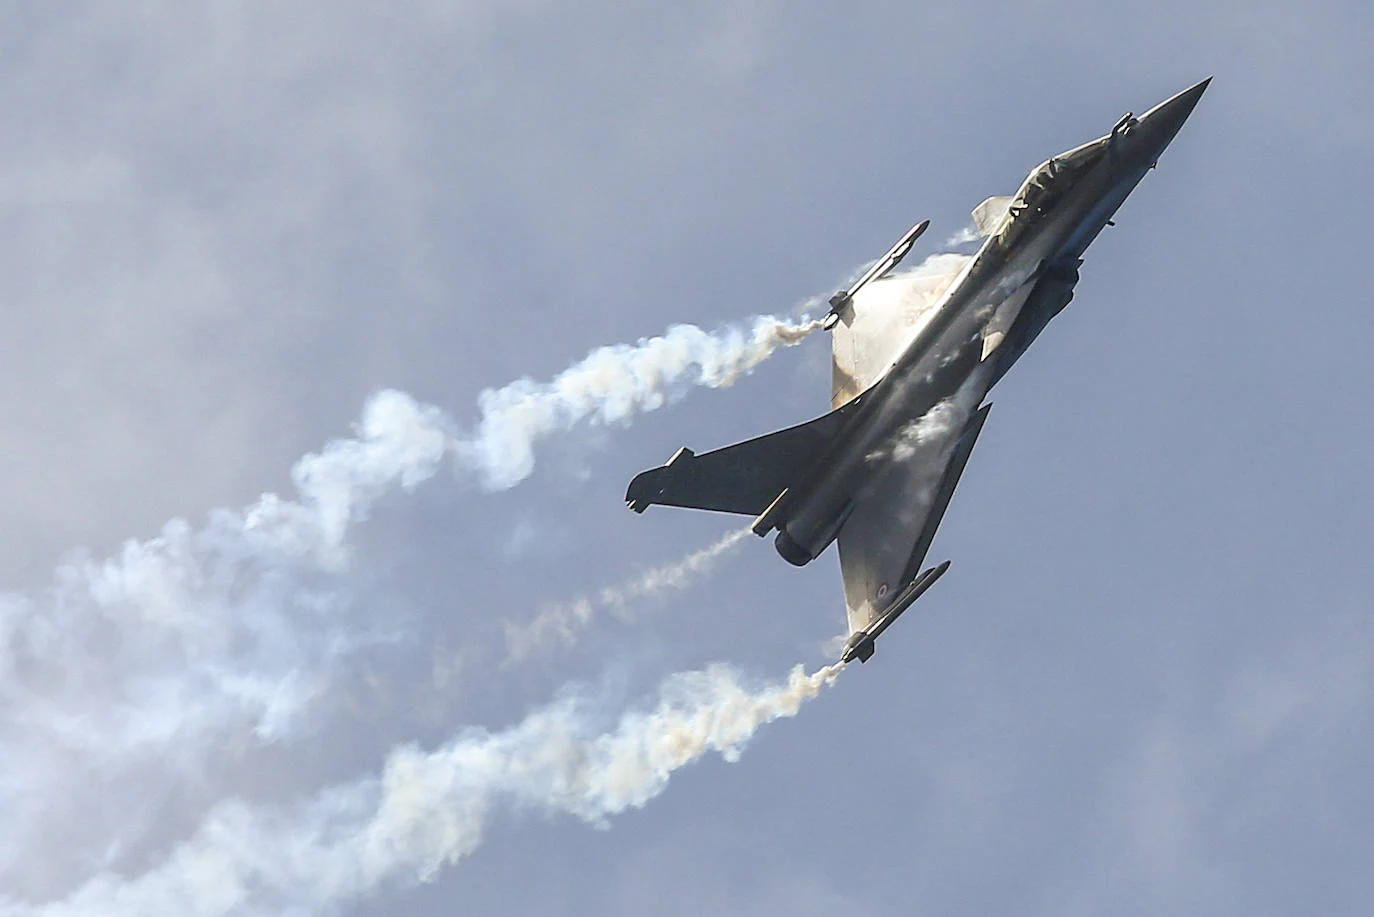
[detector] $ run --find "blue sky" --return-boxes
[1,2,1371,915]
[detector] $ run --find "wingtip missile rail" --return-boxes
[821,219,930,331]
[839,559,951,664]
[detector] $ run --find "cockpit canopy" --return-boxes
[993,137,1109,247]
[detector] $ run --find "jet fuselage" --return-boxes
[765,80,1210,566]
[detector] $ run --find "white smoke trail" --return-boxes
[1,389,447,774]
[4,311,820,747]
[595,528,751,620]
[504,527,750,663]
[459,315,821,490]
[0,389,454,895]
[10,661,845,917]
[0,313,821,894]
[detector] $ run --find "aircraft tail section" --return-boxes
[625,398,861,517]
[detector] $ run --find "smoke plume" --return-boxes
[458,315,822,490]
[0,390,453,892]
[505,527,751,662]
[0,312,821,895]
[11,661,846,917]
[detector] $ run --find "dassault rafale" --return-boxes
[626,80,1209,665]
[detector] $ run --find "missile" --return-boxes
[822,219,929,331]
[839,559,951,664]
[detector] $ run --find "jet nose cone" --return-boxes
[1136,77,1212,147]
[1161,77,1212,118]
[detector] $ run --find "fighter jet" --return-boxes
[626,79,1210,665]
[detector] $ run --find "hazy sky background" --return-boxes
[2,2,1372,915]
